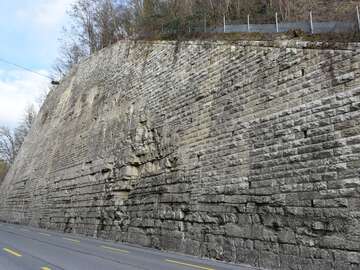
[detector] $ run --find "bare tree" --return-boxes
[54,0,128,77]
[14,105,37,148]
[53,40,88,78]
[0,127,17,164]
[0,160,7,185]
[0,105,37,165]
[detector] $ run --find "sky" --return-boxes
[0,0,75,128]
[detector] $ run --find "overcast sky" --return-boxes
[0,0,75,128]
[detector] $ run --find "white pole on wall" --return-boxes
[310,11,314,34]
[223,15,226,33]
[247,14,250,32]
[357,6,360,32]
[204,16,207,33]
[275,12,279,33]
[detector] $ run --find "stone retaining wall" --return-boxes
[1,40,360,270]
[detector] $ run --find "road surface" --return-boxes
[0,222,256,270]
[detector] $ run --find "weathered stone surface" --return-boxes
[1,40,360,270]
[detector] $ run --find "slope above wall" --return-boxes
[1,39,360,270]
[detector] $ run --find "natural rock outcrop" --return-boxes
[1,40,360,270]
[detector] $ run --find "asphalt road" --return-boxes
[0,222,256,270]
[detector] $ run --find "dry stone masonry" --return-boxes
[1,40,360,270]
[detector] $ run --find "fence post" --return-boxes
[309,11,314,34]
[357,6,360,32]
[275,12,279,33]
[204,16,207,33]
[223,15,226,33]
[247,14,250,32]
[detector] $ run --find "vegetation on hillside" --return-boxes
[54,0,360,76]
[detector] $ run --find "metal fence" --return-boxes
[164,7,360,35]
[208,21,357,34]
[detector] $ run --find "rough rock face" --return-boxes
[1,40,360,270]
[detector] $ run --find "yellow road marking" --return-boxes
[63,237,80,243]
[100,245,129,254]
[41,267,52,270]
[165,259,215,270]
[3,248,22,257]
[39,232,51,236]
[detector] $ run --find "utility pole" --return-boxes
[247,14,250,32]
[310,11,314,34]
[275,12,279,33]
